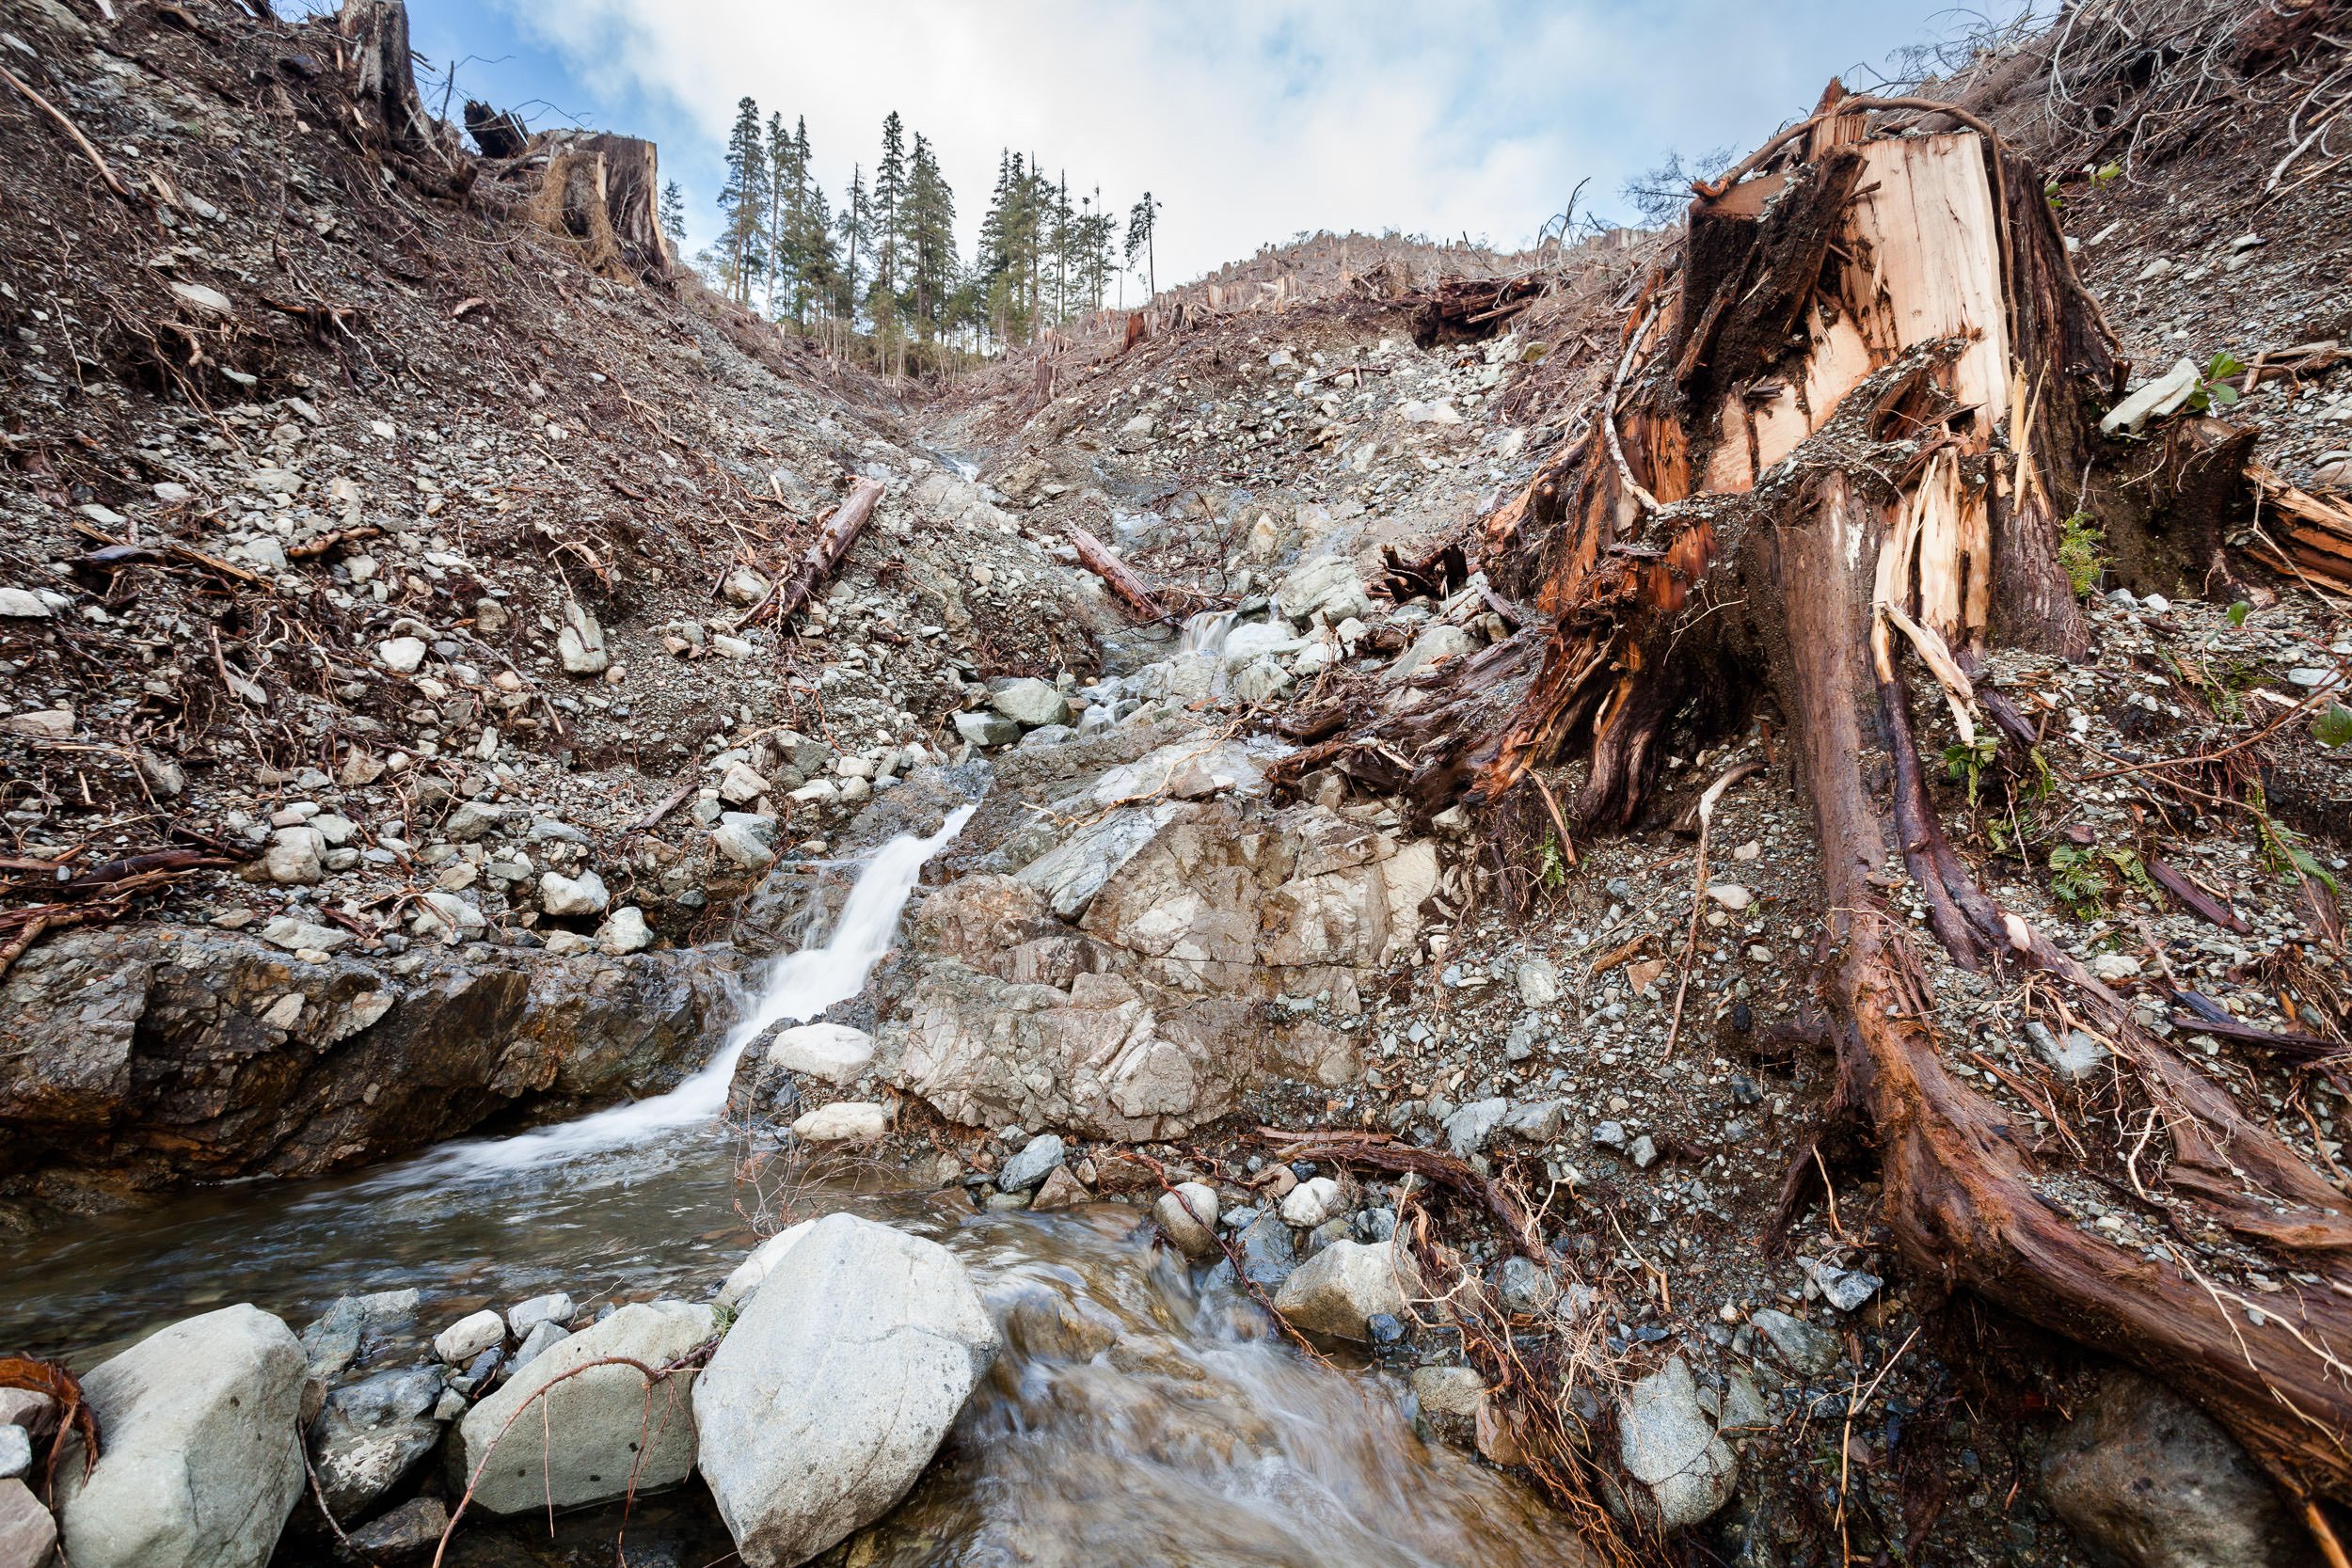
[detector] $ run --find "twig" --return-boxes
[1602,300,1664,515]
[1663,759,1763,1057]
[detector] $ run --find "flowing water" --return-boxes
[0,805,1588,1566]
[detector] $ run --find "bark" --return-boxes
[518,135,673,284]
[1069,527,1170,623]
[734,478,884,633]
[463,101,528,160]
[334,0,429,157]
[1314,98,2352,1504]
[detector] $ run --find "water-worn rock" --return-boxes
[539,869,610,917]
[989,678,1071,728]
[347,1497,448,1560]
[0,1426,27,1481]
[56,1305,307,1568]
[792,1101,891,1140]
[0,927,734,1194]
[1271,1239,1418,1340]
[1279,1175,1343,1227]
[2041,1368,2311,1568]
[1618,1356,1739,1528]
[458,1300,715,1514]
[507,1291,576,1337]
[1155,1181,1220,1257]
[717,1220,815,1308]
[435,1309,505,1365]
[764,1022,875,1085]
[299,1288,420,1378]
[693,1213,1000,1568]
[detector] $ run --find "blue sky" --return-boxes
[403,0,2024,289]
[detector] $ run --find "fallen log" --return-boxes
[1326,87,2352,1513]
[734,477,884,634]
[2245,462,2352,594]
[1068,526,1172,624]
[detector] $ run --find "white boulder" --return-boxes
[693,1214,999,1567]
[765,1023,876,1085]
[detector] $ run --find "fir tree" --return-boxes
[871,111,908,352]
[659,181,686,245]
[717,97,769,305]
[1125,191,1161,302]
[837,164,870,326]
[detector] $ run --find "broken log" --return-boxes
[1310,89,2352,1507]
[2245,462,2352,594]
[1068,527,1172,623]
[734,477,884,634]
[463,100,528,160]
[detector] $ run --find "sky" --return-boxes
[398,0,2021,293]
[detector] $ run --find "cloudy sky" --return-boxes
[403,0,2017,291]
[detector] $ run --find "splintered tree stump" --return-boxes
[334,0,430,157]
[1299,95,2352,1508]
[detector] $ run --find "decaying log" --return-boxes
[1312,87,2352,1510]
[2245,463,2352,594]
[1414,272,1546,348]
[1068,527,1172,624]
[734,478,884,633]
[463,100,528,160]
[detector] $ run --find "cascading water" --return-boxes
[373,803,976,1185]
[1180,607,1242,657]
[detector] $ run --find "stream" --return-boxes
[0,807,1591,1567]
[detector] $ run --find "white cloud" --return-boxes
[495,0,1976,287]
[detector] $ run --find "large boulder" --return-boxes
[1618,1355,1739,1528]
[1270,1239,1418,1339]
[0,927,735,1196]
[2041,1368,2312,1568]
[456,1299,715,1514]
[56,1305,308,1568]
[693,1213,999,1568]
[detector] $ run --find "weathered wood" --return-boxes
[463,101,528,160]
[1068,527,1171,623]
[735,478,884,633]
[335,0,430,156]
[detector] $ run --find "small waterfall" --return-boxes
[1179,608,1240,657]
[379,804,974,1183]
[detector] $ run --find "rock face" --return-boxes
[0,926,735,1196]
[877,796,1437,1142]
[694,1214,999,1568]
[1618,1356,1739,1528]
[1271,1239,1418,1340]
[458,1300,716,1514]
[56,1305,309,1568]
[2041,1368,2312,1568]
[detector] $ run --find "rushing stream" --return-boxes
[0,806,1589,1566]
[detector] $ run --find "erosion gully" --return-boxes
[0,804,1586,1566]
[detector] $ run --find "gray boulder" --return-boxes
[998,1132,1066,1192]
[1750,1307,1841,1377]
[2042,1368,2312,1568]
[56,1304,308,1568]
[310,1364,444,1520]
[456,1299,715,1514]
[692,1213,999,1568]
[1270,1239,1419,1340]
[989,677,1071,728]
[1618,1356,1739,1528]
[952,710,1021,747]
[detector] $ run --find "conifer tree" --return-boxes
[659,181,686,244]
[1125,191,1161,302]
[871,111,908,356]
[717,97,768,305]
[763,110,794,317]
[837,164,870,327]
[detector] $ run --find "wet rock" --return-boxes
[952,709,1021,747]
[1032,1166,1090,1209]
[1276,555,1375,624]
[1235,1211,1299,1291]
[1619,1356,1739,1528]
[1003,1289,1119,1360]
[0,1427,25,1482]
[458,1300,716,1514]
[596,907,654,954]
[1154,1181,1220,1258]
[2042,1368,2311,1568]
[435,1309,504,1365]
[1410,1365,1486,1446]
[764,1022,875,1085]
[999,1131,1066,1191]
[346,1497,447,1561]
[693,1214,999,1567]
[56,1304,307,1568]
[299,1289,420,1378]
[310,1364,443,1519]
[511,1319,570,1370]
[1750,1307,1841,1377]
[1271,1239,1419,1340]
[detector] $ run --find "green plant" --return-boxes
[2317,704,2352,750]
[2092,161,2122,187]
[2048,843,2111,917]
[1535,832,1570,891]
[2251,788,2342,895]
[2058,512,2108,599]
[1942,734,2000,808]
[2186,351,2245,413]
